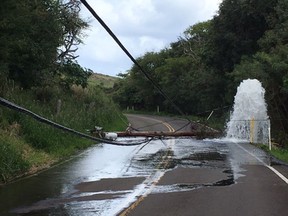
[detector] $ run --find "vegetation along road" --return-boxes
[0,114,287,215]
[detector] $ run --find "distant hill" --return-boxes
[88,73,119,89]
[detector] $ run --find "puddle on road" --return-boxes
[135,140,236,195]
[10,178,141,215]
[189,152,226,161]
[131,146,228,171]
[151,168,235,195]
[129,149,177,174]
[178,151,228,168]
[7,138,243,216]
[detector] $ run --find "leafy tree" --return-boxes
[113,74,144,109]
[115,51,167,111]
[57,0,89,63]
[57,60,92,89]
[0,0,89,89]
[0,0,62,88]
[156,57,194,113]
[205,0,278,74]
[175,21,226,113]
[180,21,211,62]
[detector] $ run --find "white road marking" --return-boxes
[265,166,288,184]
[235,143,288,184]
[119,117,176,215]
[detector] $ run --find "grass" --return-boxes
[258,144,288,163]
[0,82,127,183]
[0,130,57,183]
[270,148,288,163]
[0,134,29,182]
[88,73,119,89]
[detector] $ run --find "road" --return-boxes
[121,114,288,216]
[1,114,288,215]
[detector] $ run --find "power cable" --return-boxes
[173,121,191,133]
[0,97,151,146]
[79,0,191,124]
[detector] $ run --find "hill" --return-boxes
[88,73,119,89]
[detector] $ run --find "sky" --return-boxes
[77,0,223,76]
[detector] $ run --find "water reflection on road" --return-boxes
[0,138,270,215]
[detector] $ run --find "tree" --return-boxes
[57,60,92,89]
[179,21,211,62]
[0,0,62,88]
[57,0,89,63]
[205,0,278,74]
[0,0,89,89]
[123,51,167,110]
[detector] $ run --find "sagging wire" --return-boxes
[137,138,155,152]
[81,0,234,135]
[0,97,151,146]
[79,0,193,127]
[124,137,157,173]
[173,121,191,133]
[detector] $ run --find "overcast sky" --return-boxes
[77,0,222,76]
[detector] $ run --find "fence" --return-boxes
[226,118,271,150]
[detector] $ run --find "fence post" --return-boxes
[250,118,255,143]
[56,99,62,116]
[207,110,214,121]
[268,118,272,150]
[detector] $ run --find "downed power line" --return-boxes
[0,97,152,146]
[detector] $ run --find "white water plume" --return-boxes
[226,79,270,144]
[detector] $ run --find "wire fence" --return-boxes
[226,118,271,147]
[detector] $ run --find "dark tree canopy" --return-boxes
[205,0,278,74]
[0,0,90,90]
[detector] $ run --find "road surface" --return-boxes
[121,114,288,216]
[0,114,288,215]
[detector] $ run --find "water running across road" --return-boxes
[1,114,288,215]
[1,137,282,215]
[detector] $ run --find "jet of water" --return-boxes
[226,79,270,144]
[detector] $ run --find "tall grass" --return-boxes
[0,84,127,183]
[0,135,29,183]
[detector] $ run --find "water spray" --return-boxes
[226,79,271,145]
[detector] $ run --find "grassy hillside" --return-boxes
[88,73,119,89]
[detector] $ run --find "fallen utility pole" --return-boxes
[116,131,221,138]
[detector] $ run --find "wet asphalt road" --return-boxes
[1,114,288,215]
[121,114,288,216]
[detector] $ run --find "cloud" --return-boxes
[77,0,222,76]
